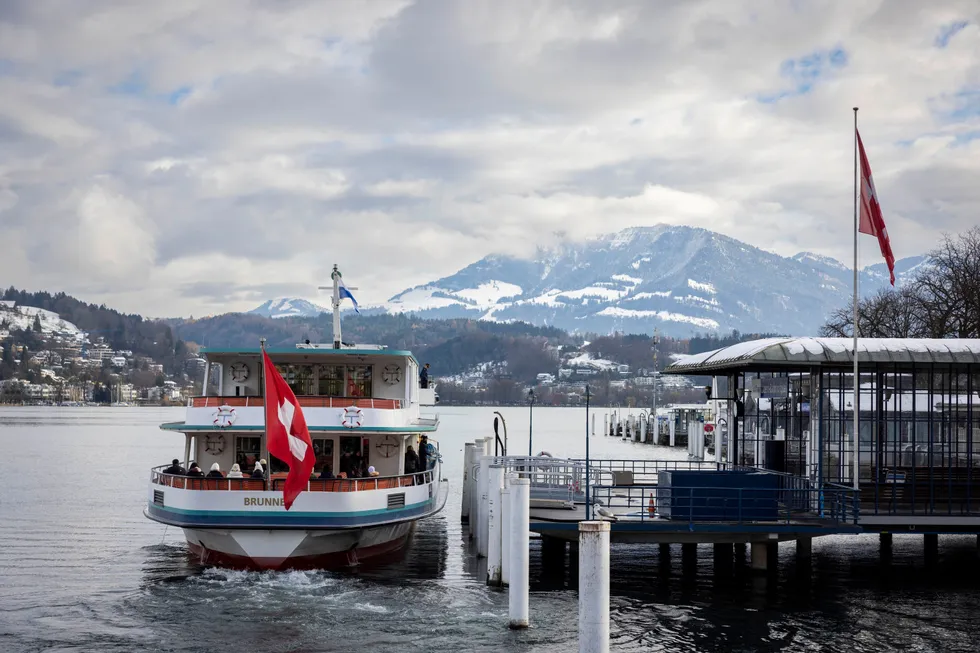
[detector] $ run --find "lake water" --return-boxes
[2,405,980,652]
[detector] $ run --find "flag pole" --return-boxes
[852,107,860,491]
[260,337,269,488]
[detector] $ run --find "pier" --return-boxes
[460,337,980,647]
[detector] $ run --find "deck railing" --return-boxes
[189,396,403,409]
[589,481,860,526]
[150,465,432,492]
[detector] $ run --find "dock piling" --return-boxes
[508,478,531,629]
[750,542,768,572]
[462,443,476,524]
[487,464,505,585]
[500,479,511,586]
[578,521,610,653]
[477,451,490,558]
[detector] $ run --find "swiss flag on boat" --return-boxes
[857,129,896,285]
[262,350,315,510]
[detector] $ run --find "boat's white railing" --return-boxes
[150,465,435,492]
[189,396,403,409]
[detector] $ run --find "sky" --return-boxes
[0,0,977,318]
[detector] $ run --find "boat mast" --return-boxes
[319,265,343,349]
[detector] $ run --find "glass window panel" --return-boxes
[275,364,315,395]
[318,365,344,396]
[346,366,372,397]
[235,436,261,470]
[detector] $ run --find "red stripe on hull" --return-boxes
[186,532,412,571]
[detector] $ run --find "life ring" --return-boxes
[212,405,236,428]
[536,450,553,471]
[341,405,363,429]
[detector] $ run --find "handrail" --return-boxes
[589,482,861,526]
[149,465,433,493]
[190,396,403,409]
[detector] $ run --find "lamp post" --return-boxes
[527,388,535,457]
[585,384,591,520]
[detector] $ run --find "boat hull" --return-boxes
[183,521,415,570]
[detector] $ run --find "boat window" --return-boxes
[275,364,315,395]
[317,365,344,396]
[236,436,261,470]
[312,438,334,474]
[346,365,372,397]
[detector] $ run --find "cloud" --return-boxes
[0,0,978,317]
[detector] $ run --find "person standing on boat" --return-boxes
[206,463,224,479]
[419,363,430,389]
[418,435,428,474]
[163,459,185,475]
[404,445,420,476]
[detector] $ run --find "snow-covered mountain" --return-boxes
[249,297,329,319]
[380,225,924,337]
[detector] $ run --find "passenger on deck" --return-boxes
[207,463,224,478]
[367,465,380,477]
[419,435,429,472]
[405,445,419,474]
[319,466,334,479]
[164,458,185,475]
[186,463,204,477]
[339,451,353,477]
[227,464,243,478]
[420,363,430,389]
[251,462,264,479]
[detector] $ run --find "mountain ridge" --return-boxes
[248,225,924,336]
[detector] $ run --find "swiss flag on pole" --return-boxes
[262,350,315,510]
[857,129,896,285]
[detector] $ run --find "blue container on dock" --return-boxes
[656,470,780,521]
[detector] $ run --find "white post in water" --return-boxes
[669,417,676,447]
[478,452,490,557]
[603,414,608,437]
[592,413,596,437]
[462,443,476,524]
[579,521,610,653]
[500,476,512,586]
[509,478,531,629]
[487,464,505,585]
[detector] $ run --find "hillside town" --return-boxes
[0,299,203,405]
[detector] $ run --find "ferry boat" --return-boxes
[144,267,448,569]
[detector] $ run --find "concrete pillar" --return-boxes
[924,533,939,562]
[477,454,490,558]
[713,543,733,572]
[462,443,476,524]
[669,418,676,447]
[796,537,812,561]
[487,465,505,585]
[578,521,610,653]
[734,542,747,560]
[879,532,892,550]
[508,478,531,629]
[750,542,768,572]
[681,543,697,570]
[500,483,511,586]
[592,413,596,437]
[604,414,608,436]
[640,416,647,444]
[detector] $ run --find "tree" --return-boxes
[821,227,980,339]
[820,286,927,338]
[32,314,42,333]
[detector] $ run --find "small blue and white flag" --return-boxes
[339,277,359,313]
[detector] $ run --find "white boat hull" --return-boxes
[184,521,416,569]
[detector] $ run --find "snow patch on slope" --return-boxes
[687,279,717,294]
[454,281,523,309]
[387,287,470,313]
[595,306,720,329]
